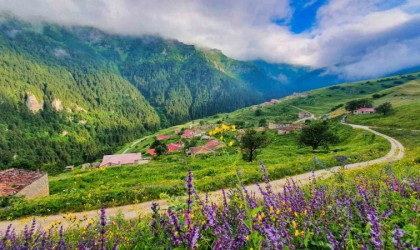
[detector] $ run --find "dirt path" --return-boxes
[0,124,404,232]
[289,105,317,124]
[121,136,149,154]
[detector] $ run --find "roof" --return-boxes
[189,146,215,155]
[157,135,169,140]
[205,140,219,149]
[356,108,375,112]
[181,130,195,138]
[278,125,302,132]
[168,143,182,152]
[99,153,142,167]
[147,149,156,156]
[0,169,45,196]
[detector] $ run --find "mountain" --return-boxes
[0,17,291,172]
[1,16,417,173]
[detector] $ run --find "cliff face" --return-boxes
[26,93,43,113]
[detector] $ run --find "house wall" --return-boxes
[17,174,49,200]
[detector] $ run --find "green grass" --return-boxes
[0,123,390,219]
[284,73,420,115]
[347,103,420,130]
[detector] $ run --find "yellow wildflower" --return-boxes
[292,220,297,229]
[294,212,299,217]
[246,235,250,241]
[228,141,234,147]
[295,230,300,237]
[276,209,281,215]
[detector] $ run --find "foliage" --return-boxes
[376,102,393,115]
[240,130,269,162]
[155,145,168,156]
[1,163,419,249]
[345,99,373,111]
[298,121,339,150]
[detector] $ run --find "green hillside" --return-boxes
[285,72,420,114]
[0,17,292,172]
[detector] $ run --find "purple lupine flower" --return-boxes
[366,206,383,249]
[99,207,107,250]
[325,228,340,250]
[189,225,199,249]
[392,225,405,249]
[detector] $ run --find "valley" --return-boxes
[0,10,419,249]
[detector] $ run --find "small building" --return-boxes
[168,142,184,153]
[181,129,195,139]
[65,165,74,171]
[91,162,101,168]
[205,140,224,150]
[298,111,311,118]
[353,108,376,115]
[201,135,212,140]
[157,135,169,140]
[99,153,146,167]
[268,123,291,129]
[148,148,156,156]
[0,168,49,200]
[81,163,91,170]
[278,125,302,135]
[187,146,215,156]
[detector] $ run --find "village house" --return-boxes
[181,129,195,139]
[99,153,148,167]
[187,140,224,156]
[268,123,292,130]
[278,125,302,135]
[148,141,185,156]
[0,168,49,200]
[353,107,376,115]
[65,165,74,171]
[298,111,311,118]
[157,135,169,140]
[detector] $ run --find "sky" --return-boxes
[0,0,419,80]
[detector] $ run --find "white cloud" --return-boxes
[0,0,419,79]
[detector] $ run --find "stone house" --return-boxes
[298,111,311,118]
[0,168,49,200]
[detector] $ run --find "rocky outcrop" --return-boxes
[52,98,63,111]
[26,93,43,113]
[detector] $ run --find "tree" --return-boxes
[155,144,168,156]
[240,129,269,162]
[376,102,393,115]
[345,99,373,112]
[259,118,267,127]
[298,122,339,150]
[255,109,263,116]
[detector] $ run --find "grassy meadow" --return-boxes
[285,72,420,115]
[0,122,389,220]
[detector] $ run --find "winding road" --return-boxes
[0,124,405,232]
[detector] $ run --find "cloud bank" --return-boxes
[0,0,419,80]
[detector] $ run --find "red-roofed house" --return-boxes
[0,168,49,199]
[157,135,170,140]
[353,108,376,115]
[205,140,223,150]
[168,142,184,152]
[99,153,147,167]
[278,125,303,135]
[147,148,156,156]
[188,146,215,156]
[181,129,195,139]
